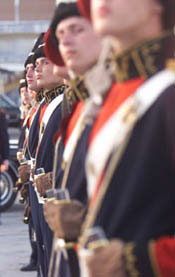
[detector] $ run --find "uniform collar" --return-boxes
[35,88,44,103]
[69,76,89,102]
[112,30,175,83]
[61,78,89,118]
[44,84,66,104]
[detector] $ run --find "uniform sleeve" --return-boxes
[123,236,175,277]
[0,112,9,161]
[18,125,26,149]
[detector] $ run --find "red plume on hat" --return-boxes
[44,28,64,66]
[77,0,91,20]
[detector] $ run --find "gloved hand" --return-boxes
[43,199,86,240]
[86,239,126,277]
[18,164,30,184]
[35,172,53,197]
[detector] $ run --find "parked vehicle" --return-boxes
[0,94,20,127]
[0,138,19,212]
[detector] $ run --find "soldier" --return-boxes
[18,78,36,150]
[76,0,175,276]
[18,33,46,277]
[31,38,69,277]
[41,1,104,276]
[16,77,38,273]
[44,0,175,276]
[18,78,28,150]
[19,78,33,121]
[46,0,101,193]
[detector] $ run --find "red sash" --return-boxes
[89,78,144,145]
[89,77,144,206]
[39,103,48,127]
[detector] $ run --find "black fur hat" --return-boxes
[19,78,27,94]
[44,2,81,66]
[50,2,80,47]
[24,33,45,68]
[32,42,46,66]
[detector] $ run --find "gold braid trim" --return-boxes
[123,243,140,277]
[35,88,44,103]
[65,87,78,106]
[70,76,89,101]
[148,240,161,277]
[111,30,173,83]
[44,85,66,103]
[130,50,148,79]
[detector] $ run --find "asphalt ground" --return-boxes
[0,195,37,277]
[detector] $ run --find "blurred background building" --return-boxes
[0,1,58,212]
[0,0,56,97]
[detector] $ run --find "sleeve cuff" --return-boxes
[123,241,160,277]
[155,236,175,277]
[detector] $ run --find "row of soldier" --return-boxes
[16,0,175,276]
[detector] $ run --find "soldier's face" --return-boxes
[26,63,38,91]
[20,87,32,105]
[91,0,162,38]
[35,57,62,89]
[56,17,102,75]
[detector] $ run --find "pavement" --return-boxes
[0,195,37,277]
